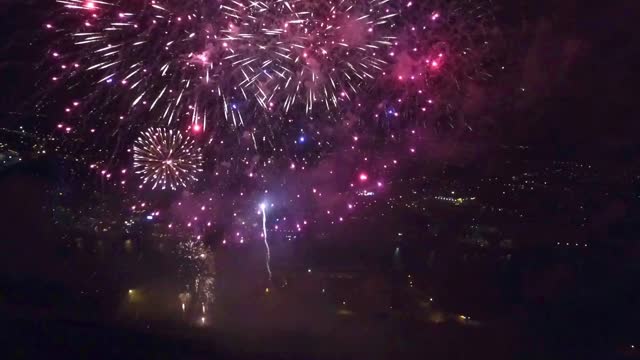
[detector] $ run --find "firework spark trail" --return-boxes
[260,203,272,281]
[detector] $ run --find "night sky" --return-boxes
[0,1,639,359]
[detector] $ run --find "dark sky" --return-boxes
[496,0,638,158]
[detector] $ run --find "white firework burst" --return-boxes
[133,127,203,190]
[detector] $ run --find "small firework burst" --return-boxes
[133,128,203,190]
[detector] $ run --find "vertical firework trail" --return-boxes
[260,203,272,281]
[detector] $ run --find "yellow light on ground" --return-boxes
[337,309,354,316]
[127,289,142,304]
[265,287,270,294]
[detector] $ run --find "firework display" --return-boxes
[133,127,203,190]
[219,0,398,113]
[45,0,497,143]
[41,0,501,282]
